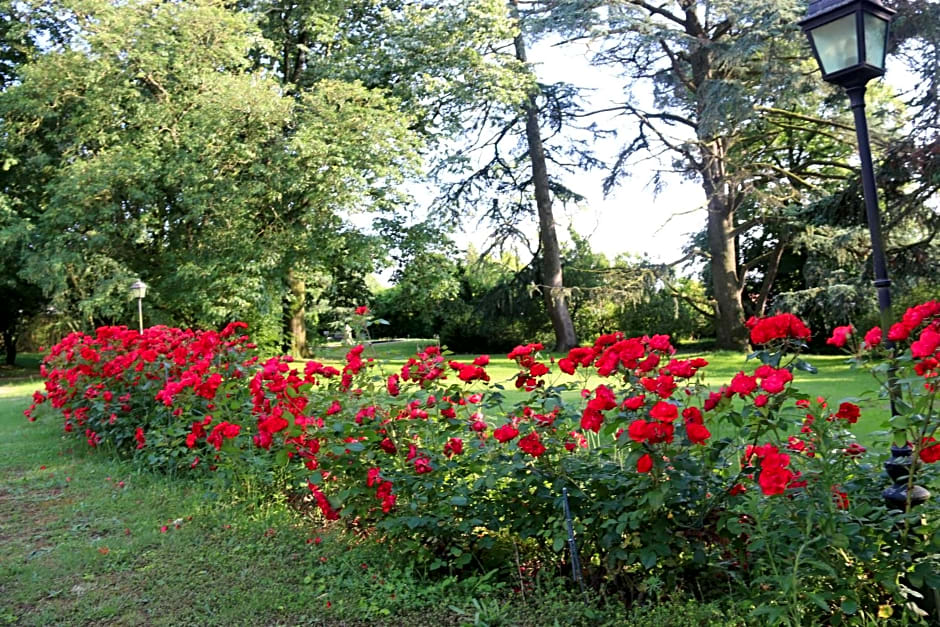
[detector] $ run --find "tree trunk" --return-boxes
[701,155,749,351]
[3,328,16,366]
[512,8,578,352]
[287,270,307,358]
[707,200,749,350]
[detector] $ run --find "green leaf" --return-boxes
[647,489,664,510]
[449,496,467,506]
[840,600,858,615]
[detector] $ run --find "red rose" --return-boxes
[413,456,433,474]
[758,464,794,496]
[729,372,757,397]
[636,453,653,473]
[628,419,649,443]
[443,438,464,458]
[844,443,866,456]
[835,402,861,424]
[686,422,711,445]
[494,423,519,443]
[827,325,853,348]
[580,408,604,433]
[649,401,678,423]
[622,395,646,411]
[920,438,940,463]
[518,432,546,458]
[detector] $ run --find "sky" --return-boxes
[373,26,920,286]
[440,36,707,268]
[526,38,706,266]
[442,33,916,269]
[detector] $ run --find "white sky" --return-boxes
[525,38,706,265]
[437,37,707,268]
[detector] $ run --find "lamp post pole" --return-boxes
[130,280,147,335]
[845,85,893,339]
[798,0,930,509]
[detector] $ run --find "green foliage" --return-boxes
[0,0,420,350]
[373,246,551,352]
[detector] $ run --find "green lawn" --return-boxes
[317,340,889,443]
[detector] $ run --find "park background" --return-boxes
[0,0,938,625]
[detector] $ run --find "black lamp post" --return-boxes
[129,279,147,335]
[800,0,895,339]
[800,0,930,510]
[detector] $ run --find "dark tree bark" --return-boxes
[699,140,749,351]
[2,328,15,366]
[686,8,749,351]
[512,6,578,352]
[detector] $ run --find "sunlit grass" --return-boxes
[317,339,890,443]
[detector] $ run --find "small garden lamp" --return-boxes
[129,279,147,334]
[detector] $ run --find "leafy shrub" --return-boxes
[26,303,940,624]
[26,323,258,473]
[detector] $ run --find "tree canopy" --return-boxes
[0,0,935,356]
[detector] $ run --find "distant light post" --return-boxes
[800,0,929,509]
[129,279,147,334]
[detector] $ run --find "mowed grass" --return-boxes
[317,340,890,444]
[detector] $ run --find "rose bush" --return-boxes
[26,304,940,623]
[25,322,258,473]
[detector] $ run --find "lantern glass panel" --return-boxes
[810,13,859,74]
[863,12,888,69]
[130,281,147,299]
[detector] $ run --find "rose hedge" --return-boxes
[26,304,940,624]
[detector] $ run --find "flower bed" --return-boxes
[26,304,940,623]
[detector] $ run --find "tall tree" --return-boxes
[510,0,577,350]
[540,0,903,349]
[247,0,584,350]
[0,0,419,346]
